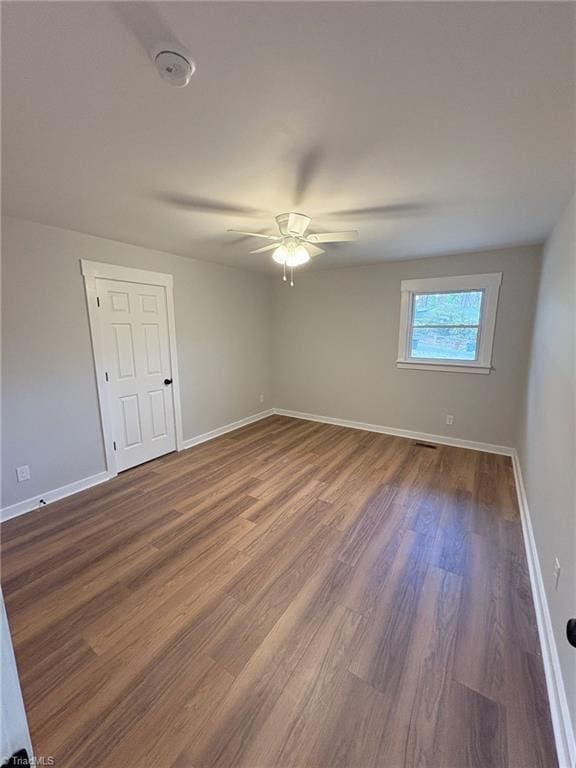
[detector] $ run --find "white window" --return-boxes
[397,273,502,374]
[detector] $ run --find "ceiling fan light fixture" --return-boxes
[288,245,311,267]
[272,242,311,268]
[272,244,289,265]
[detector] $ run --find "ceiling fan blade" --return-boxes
[293,145,324,205]
[160,194,266,218]
[227,230,280,241]
[307,231,358,243]
[250,243,279,254]
[306,244,325,257]
[288,212,312,236]
[323,203,425,218]
[277,212,311,237]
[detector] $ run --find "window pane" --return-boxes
[413,291,482,326]
[410,326,479,360]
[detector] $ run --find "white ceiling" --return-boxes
[2,1,575,272]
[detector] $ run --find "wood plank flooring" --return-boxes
[0,416,557,768]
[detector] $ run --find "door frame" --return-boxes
[81,259,185,478]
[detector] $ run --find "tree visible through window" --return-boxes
[410,290,483,361]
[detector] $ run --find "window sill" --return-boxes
[396,360,492,374]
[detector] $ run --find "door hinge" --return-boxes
[105,371,109,382]
[113,441,117,451]
[96,296,100,307]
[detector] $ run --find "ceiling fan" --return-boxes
[228,213,358,285]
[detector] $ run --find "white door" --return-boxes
[96,278,177,471]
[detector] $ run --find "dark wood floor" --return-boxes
[1,416,557,768]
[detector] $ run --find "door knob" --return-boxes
[568,619,576,648]
[164,378,173,386]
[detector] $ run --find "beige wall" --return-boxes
[273,245,541,447]
[1,216,272,508]
[517,194,576,739]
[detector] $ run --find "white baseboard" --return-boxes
[512,450,576,768]
[1,470,112,523]
[273,408,514,456]
[181,409,275,450]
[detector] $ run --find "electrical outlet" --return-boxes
[16,465,31,483]
[259,393,265,404]
[553,558,561,590]
[445,414,454,425]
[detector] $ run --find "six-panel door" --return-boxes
[96,278,177,471]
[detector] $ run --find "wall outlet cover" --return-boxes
[16,465,31,483]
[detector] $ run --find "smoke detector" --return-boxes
[154,50,195,87]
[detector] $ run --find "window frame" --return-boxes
[397,273,502,374]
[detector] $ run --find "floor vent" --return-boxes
[414,442,437,449]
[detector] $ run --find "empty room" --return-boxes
[1,2,575,767]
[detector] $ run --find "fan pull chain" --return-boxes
[283,261,287,282]
[290,267,294,287]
